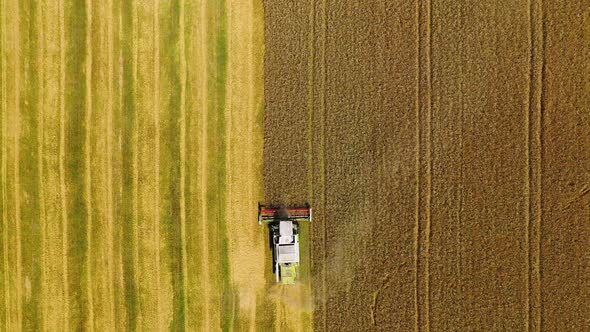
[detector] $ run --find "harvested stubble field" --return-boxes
[1,0,589,331]
[0,0,302,331]
[264,0,590,331]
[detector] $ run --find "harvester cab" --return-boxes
[258,204,312,285]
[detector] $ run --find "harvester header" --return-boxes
[258,204,312,224]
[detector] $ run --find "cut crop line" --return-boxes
[131,0,141,327]
[199,1,211,328]
[107,0,117,327]
[152,0,162,328]
[38,1,48,329]
[320,0,327,330]
[58,0,70,327]
[14,0,23,327]
[1,0,11,327]
[178,0,189,330]
[84,0,95,329]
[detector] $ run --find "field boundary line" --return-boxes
[84,0,95,328]
[106,0,117,327]
[178,0,189,329]
[58,0,70,327]
[152,0,162,328]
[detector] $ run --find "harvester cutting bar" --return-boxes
[258,205,312,224]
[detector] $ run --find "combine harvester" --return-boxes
[259,204,312,285]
